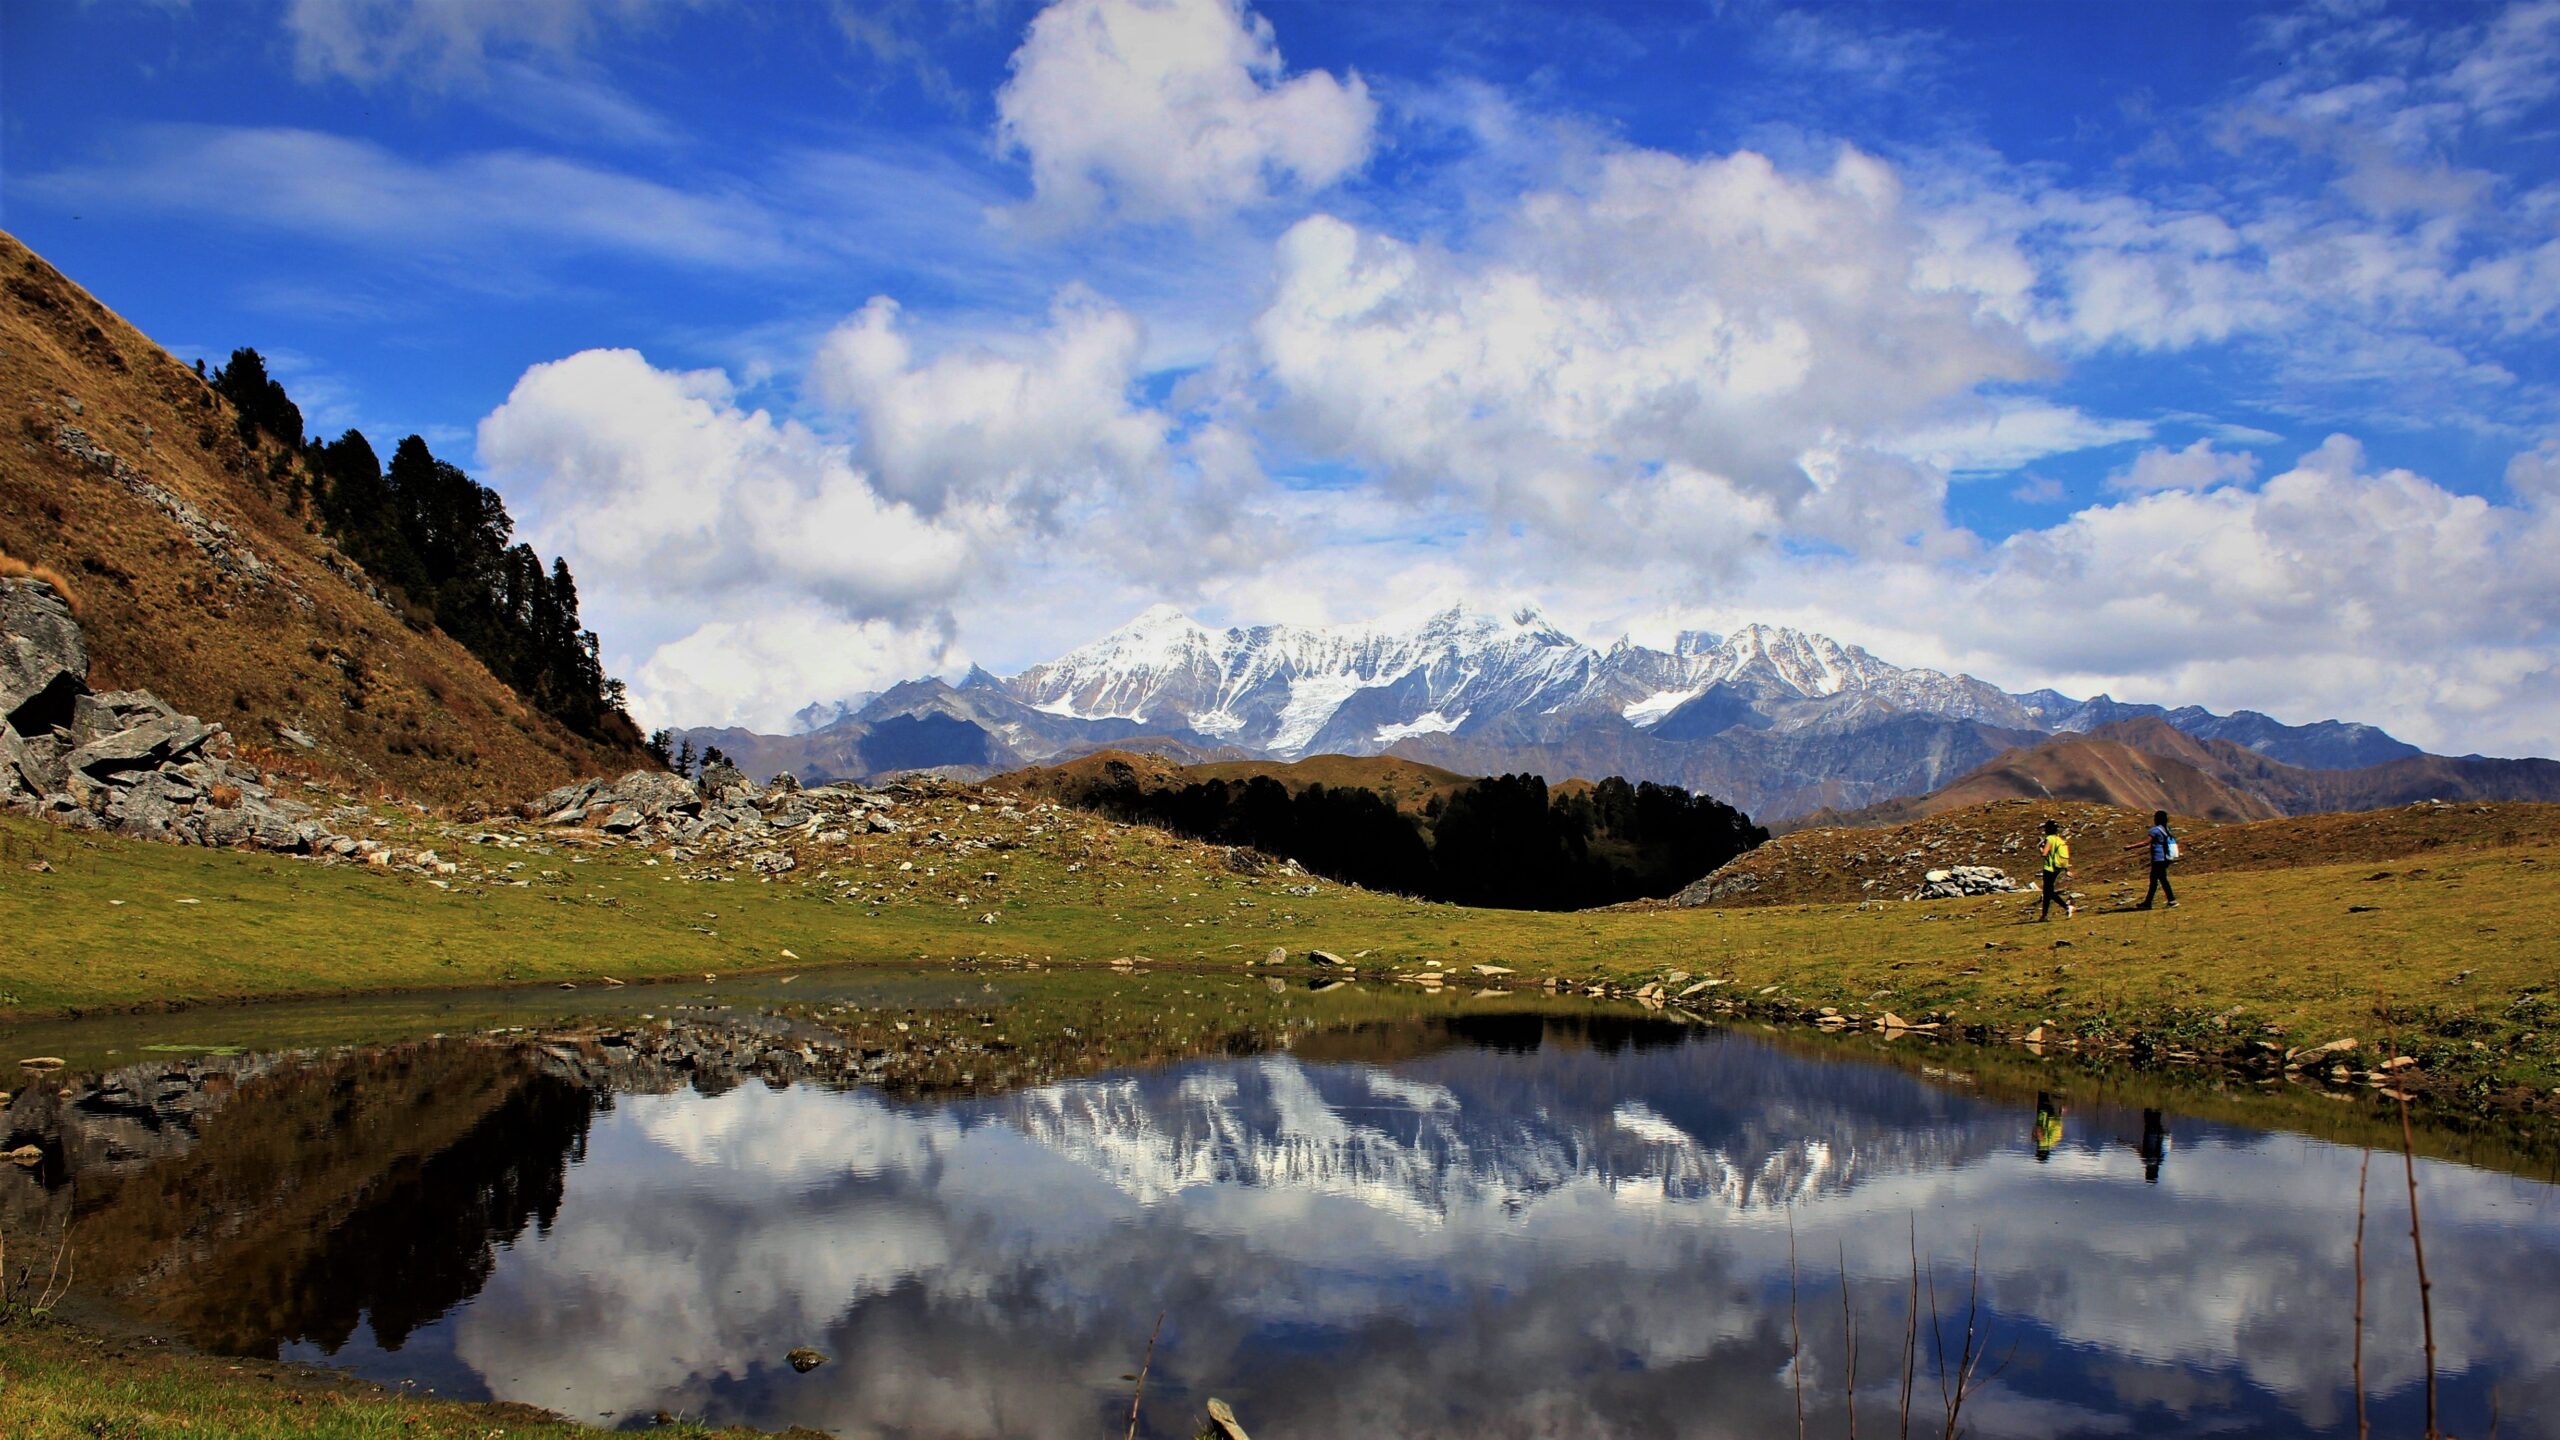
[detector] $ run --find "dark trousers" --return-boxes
[2144,860,2175,906]
[2041,870,2065,917]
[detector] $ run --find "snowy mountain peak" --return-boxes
[998,603,2042,757]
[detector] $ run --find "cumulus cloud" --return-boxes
[1803,435,2560,756]
[813,288,1168,520]
[812,289,1285,587]
[479,308,1290,727]
[2107,438,2262,492]
[476,349,987,728]
[1249,145,2056,566]
[626,605,958,733]
[996,0,1376,226]
[2509,437,2560,504]
[481,348,971,617]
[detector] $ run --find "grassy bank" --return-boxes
[4,800,2557,1106]
[0,1322,816,1440]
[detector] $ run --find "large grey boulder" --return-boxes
[69,712,213,778]
[0,726,30,801]
[7,729,71,797]
[604,769,698,815]
[528,769,697,827]
[68,691,176,748]
[0,579,87,735]
[106,769,200,840]
[696,759,749,802]
[528,777,603,822]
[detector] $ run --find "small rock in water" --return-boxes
[18,1057,64,1070]
[787,1346,827,1373]
[1205,1397,1252,1440]
[5,1144,41,1166]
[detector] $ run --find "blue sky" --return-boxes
[6,0,2558,753]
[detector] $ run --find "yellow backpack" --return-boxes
[2042,835,2070,872]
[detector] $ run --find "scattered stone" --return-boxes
[786,1347,827,1373]
[18,1057,65,1069]
[1912,866,2020,900]
[5,1144,41,1166]
[1310,949,1352,968]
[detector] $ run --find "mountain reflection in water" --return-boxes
[44,1013,2560,1438]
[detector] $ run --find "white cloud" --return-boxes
[1801,435,2560,756]
[2107,438,2262,492]
[813,288,1169,520]
[25,125,784,272]
[476,347,987,729]
[1889,399,2151,477]
[995,0,1377,226]
[478,311,1295,727]
[481,348,971,617]
[2446,0,2560,123]
[627,604,956,732]
[2510,437,2560,504]
[1249,146,2052,563]
[282,0,660,85]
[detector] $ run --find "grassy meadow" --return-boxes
[4,795,2555,1104]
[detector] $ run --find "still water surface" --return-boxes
[23,997,2560,1438]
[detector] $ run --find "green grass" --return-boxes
[3,808,2556,1104]
[0,1322,816,1440]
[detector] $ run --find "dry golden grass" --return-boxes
[0,550,80,615]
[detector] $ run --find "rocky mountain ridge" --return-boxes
[676,601,2488,822]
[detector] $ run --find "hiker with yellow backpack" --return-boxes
[2038,819,2074,920]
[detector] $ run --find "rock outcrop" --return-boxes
[0,577,334,852]
[1911,865,2021,900]
[524,765,905,858]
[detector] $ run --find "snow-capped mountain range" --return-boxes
[1009,603,2042,756]
[673,601,2429,821]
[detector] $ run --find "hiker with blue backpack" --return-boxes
[2127,809,2180,909]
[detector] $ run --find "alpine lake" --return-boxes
[4,965,2556,1440]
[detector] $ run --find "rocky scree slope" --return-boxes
[0,230,648,802]
[2,576,342,852]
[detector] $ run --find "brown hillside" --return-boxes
[0,229,648,804]
[1802,720,2281,830]
[993,749,1488,814]
[989,747,1196,799]
[1676,795,2560,908]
